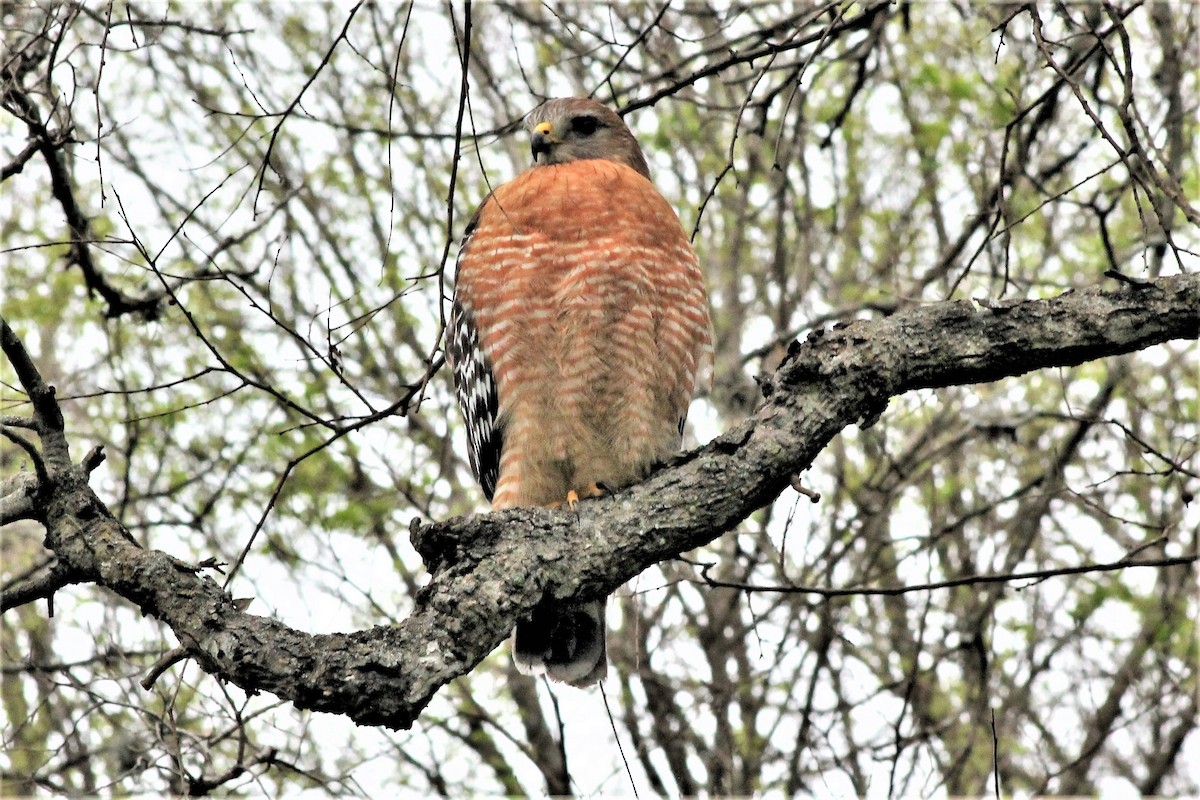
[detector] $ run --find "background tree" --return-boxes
[2,1,1197,796]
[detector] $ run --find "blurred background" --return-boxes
[2,2,1197,796]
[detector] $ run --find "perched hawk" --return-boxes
[448,97,713,686]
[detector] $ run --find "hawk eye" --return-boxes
[570,115,601,136]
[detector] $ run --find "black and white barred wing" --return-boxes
[447,284,502,502]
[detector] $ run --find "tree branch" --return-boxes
[692,555,1197,596]
[0,559,81,613]
[0,316,71,470]
[5,274,1198,730]
[1,55,165,320]
[0,480,39,525]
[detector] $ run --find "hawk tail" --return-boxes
[512,598,607,687]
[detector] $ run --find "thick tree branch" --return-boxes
[3,274,1197,729]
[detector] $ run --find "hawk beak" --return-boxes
[531,121,557,162]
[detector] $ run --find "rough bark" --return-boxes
[3,272,1197,729]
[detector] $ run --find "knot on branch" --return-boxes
[409,517,455,570]
[773,334,825,386]
[410,515,506,573]
[29,383,65,433]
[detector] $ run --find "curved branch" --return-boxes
[7,273,1199,729]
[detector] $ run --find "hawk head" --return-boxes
[525,97,651,179]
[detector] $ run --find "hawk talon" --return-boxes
[565,483,606,511]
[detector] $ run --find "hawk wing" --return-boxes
[447,212,502,501]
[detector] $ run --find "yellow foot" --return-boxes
[564,483,606,510]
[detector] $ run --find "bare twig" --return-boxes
[252,1,365,215]
[695,555,1197,597]
[0,427,48,484]
[141,645,192,690]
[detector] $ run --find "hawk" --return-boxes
[448,97,713,686]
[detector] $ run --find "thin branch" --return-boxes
[0,474,39,524]
[693,555,1197,597]
[0,138,40,181]
[252,1,365,215]
[141,645,192,690]
[0,315,71,469]
[0,559,81,613]
[0,427,48,484]
[1,83,164,319]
